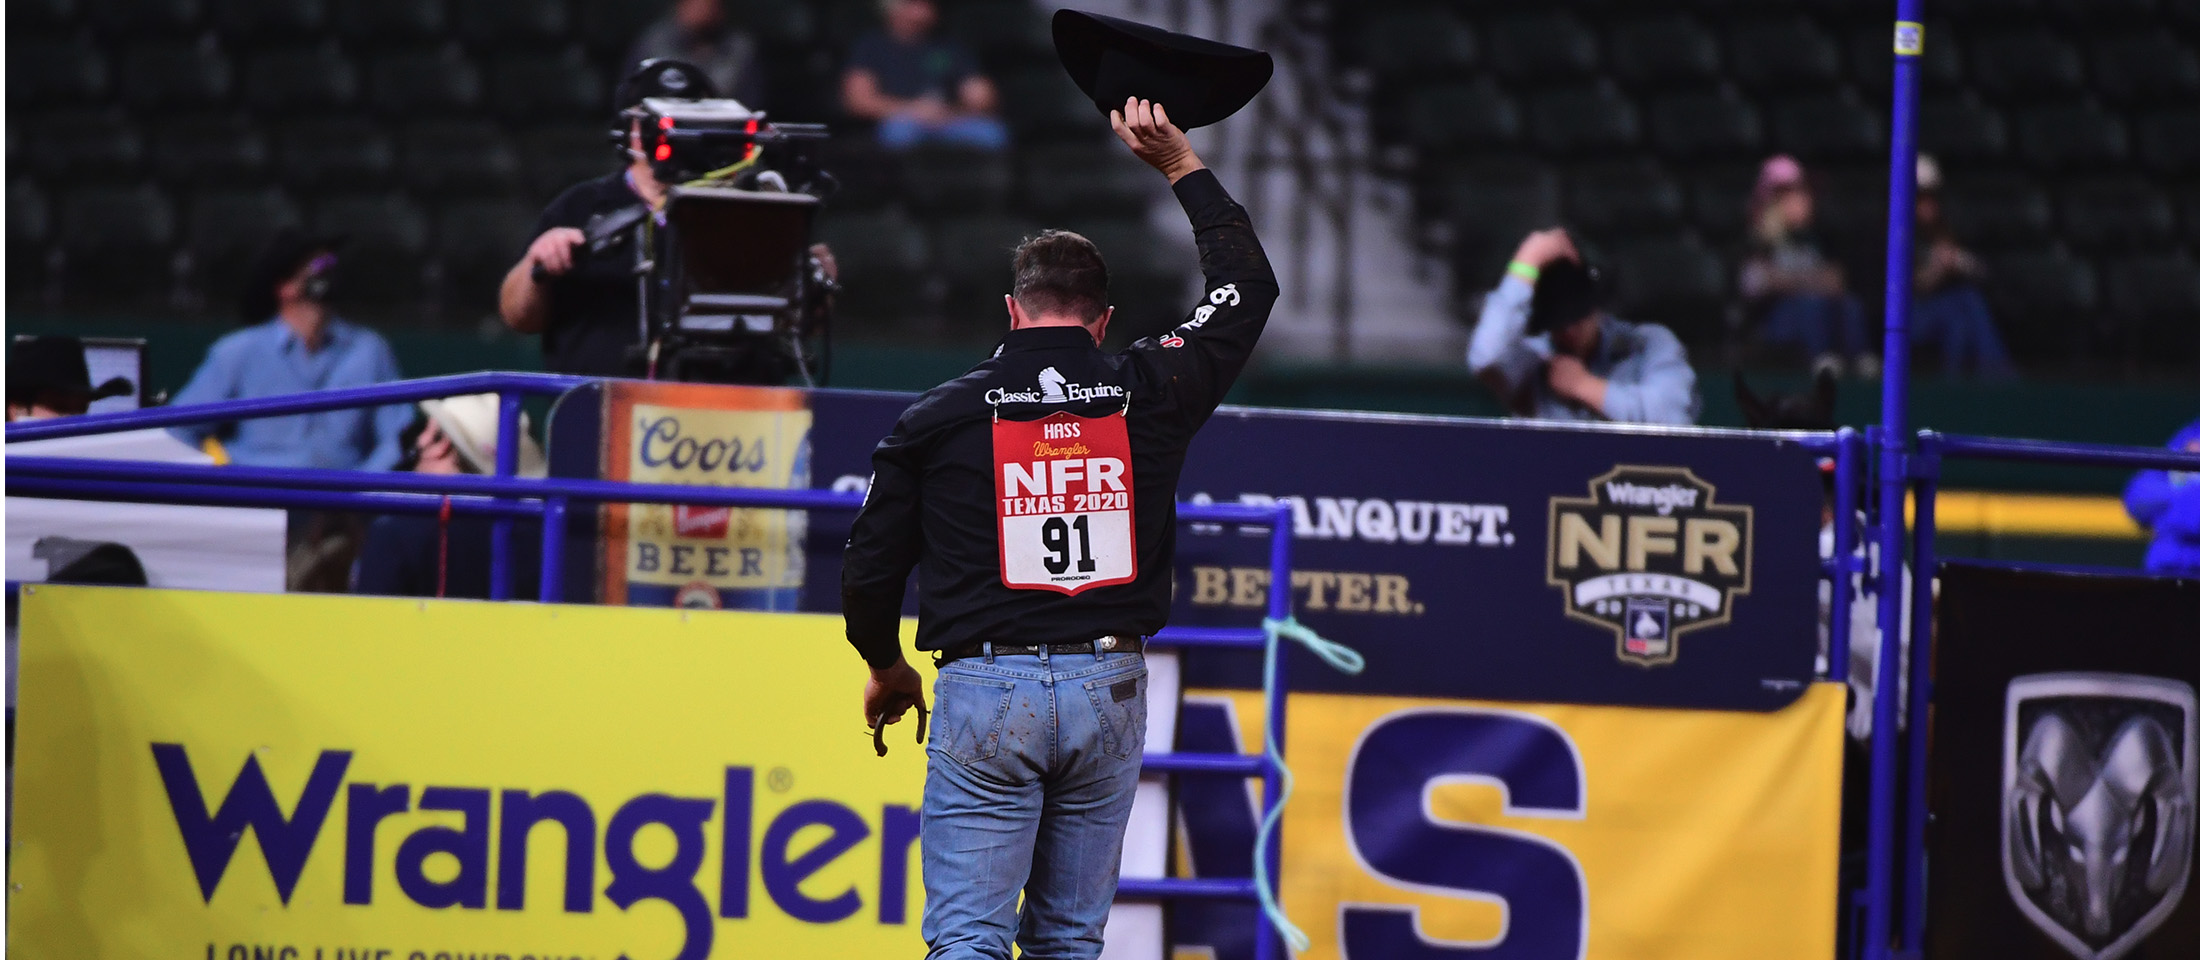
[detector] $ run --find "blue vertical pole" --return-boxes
[1828,428,1861,683]
[1867,6,1927,959]
[1901,435,1941,951]
[1253,503,1293,960]
[490,390,523,600]
[538,495,567,603]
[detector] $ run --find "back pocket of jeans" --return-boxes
[1083,666,1148,761]
[933,673,1016,766]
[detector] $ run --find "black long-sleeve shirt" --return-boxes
[841,168,1278,668]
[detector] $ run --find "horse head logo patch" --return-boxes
[2004,673,2197,960]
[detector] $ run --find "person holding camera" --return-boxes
[1467,228,1700,425]
[499,61,711,377]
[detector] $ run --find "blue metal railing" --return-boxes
[4,373,1301,959]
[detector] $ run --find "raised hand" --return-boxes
[1109,97,1205,183]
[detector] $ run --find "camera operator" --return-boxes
[499,60,705,376]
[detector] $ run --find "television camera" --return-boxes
[549,94,839,386]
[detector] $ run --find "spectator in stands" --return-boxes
[501,60,702,376]
[168,230,411,470]
[354,394,544,600]
[1468,228,1700,425]
[1740,155,1876,379]
[2124,416,2200,578]
[841,0,1007,151]
[1910,155,2015,379]
[6,336,133,421]
[624,0,768,107]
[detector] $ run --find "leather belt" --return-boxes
[936,635,1144,665]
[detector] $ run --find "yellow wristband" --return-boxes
[1507,261,1541,283]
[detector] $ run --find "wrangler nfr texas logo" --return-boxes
[1547,465,1754,667]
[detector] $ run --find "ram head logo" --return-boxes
[2003,673,2197,960]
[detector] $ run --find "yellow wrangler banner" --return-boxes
[1178,685,1845,960]
[10,587,1844,960]
[9,586,930,960]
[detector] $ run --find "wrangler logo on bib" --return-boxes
[993,410,1137,593]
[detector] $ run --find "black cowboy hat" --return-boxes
[1528,258,1607,334]
[6,335,133,406]
[239,227,344,323]
[1052,10,1273,130]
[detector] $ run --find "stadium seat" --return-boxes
[928,212,1043,326]
[1564,158,1684,235]
[815,136,898,212]
[312,192,432,304]
[2180,185,2200,244]
[212,0,328,41]
[115,37,234,111]
[9,0,79,29]
[995,64,1097,144]
[1015,144,1154,218]
[2044,0,2163,24]
[400,121,522,197]
[1429,158,1560,282]
[183,186,302,303]
[941,0,1051,67]
[899,146,1011,214]
[574,0,666,59]
[57,181,178,302]
[2015,102,2130,171]
[1967,31,2085,102]
[8,178,55,299]
[520,123,617,199]
[241,42,361,114]
[815,206,928,324]
[1724,15,1843,91]
[2137,108,2200,175]
[1647,88,1763,160]
[487,46,603,124]
[1484,12,1600,82]
[1847,20,1963,96]
[276,117,397,189]
[451,0,570,49]
[1770,92,1885,162]
[1609,235,1728,343]
[2056,176,2175,253]
[1527,83,1640,157]
[434,198,537,310]
[2088,34,2200,105]
[1606,15,1722,90]
[1397,81,1522,156]
[333,0,445,45]
[150,114,270,185]
[1918,94,2008,167]
[86,0,203,35]
[1347,8,1478,81]
[368,44,484,117]
[28,110,145,182]
[7,33,111,105]
[1981,246,2098,361]
[2104,252,2200,358]
[1941,173,2054,249]
[1685,164,1758,244]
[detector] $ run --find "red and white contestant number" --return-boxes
[993,410,1137,594]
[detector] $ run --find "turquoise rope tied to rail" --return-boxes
[1253,615,1365,953]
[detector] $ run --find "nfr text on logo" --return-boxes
[1546,466,1753,667]
[152,745,920,960]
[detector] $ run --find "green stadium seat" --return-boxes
[1565,158,1685,235]
[312,191,433,304]
[1647,88,1763,160]
[242,41,361,114]
[276,117,396,189]
[334,0,446,46]
[368,44,484,117]
[7,32,111,105]
[1725,15,1843,91]
[151,114,270,185]
[2057,175,2176,253]
[116,37,234,111]
[1609,234,1729,344]
[212,0,328,41]
[1606,14,1721,90]
[435,198,539,311]
[183,186,302,303]
[401,120,522,197]
[900,146,1011,214]
[488,46,604,123]
[58,181,178,302]
[2015,101,2130,172]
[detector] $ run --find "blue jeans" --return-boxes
[1911,284,2014,378]
[878,114,1011,151]
[922,648,1149,960]
[1760,293,1871,360]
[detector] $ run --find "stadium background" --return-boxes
[10,0,2199,567]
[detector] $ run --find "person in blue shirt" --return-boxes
[1469,228,1701,425]
[169,230,412,470]
[2124,416,2200,578]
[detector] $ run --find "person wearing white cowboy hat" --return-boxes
[351,394,545,599]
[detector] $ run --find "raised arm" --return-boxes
[1113,99,1279,430]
